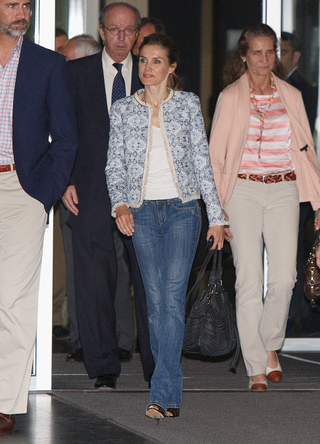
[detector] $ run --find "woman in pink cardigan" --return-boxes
[209,24,320,391]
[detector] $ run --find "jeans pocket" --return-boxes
[171,199,199,211]
[130,203,145,214]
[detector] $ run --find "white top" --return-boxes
[145,126,178,200]
[101,49,132,113]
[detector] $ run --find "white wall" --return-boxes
[106,0,148,17]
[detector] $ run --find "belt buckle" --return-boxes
[262,175,266,184]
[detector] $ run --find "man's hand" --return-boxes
[62,185,79,216]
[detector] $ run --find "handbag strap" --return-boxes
[186,239,218,307]
[208,249,223,286]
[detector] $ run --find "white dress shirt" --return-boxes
[101,49,133,113]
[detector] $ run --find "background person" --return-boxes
[106,33,225,421]
[132,17,166,56]
[55,27,68,53]
[209,24,320,391]
[61,34,101,61]
[281,31,319,337]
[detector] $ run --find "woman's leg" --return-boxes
[226,180,266,377]
[158,199,201,409]
[132,199,201,411]
[261,181,299,352]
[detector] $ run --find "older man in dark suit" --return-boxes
[62,2,154,389]
[0,0,77,434]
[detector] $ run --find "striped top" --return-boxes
[0,37,23,165]
[238,91,295,175]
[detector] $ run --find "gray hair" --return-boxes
[99,2,141,29]
[72,34,101,57]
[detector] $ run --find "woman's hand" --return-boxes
[116,205,135,236]
[223,209,233,242]
[207,225,224,250]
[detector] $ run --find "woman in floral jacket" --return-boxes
[106,34,225,422]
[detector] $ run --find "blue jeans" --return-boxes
[131,199,201,411]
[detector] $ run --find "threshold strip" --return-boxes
[52,388,320,393]
[280,353,320,365]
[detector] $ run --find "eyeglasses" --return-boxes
[103,26,137,36]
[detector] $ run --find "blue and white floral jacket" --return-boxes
[105,89,226,226]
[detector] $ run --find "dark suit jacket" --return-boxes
[13,37,77,213]
[67,51,142,228]
[288,69,318,133]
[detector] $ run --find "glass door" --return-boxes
[29,0,55,392]
[264,0,320,351]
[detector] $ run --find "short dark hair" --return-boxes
[281,31,301,53]
[55,27,67,38]
[99,2,141,29]
[139,17,166,34]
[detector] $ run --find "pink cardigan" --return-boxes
[209,73,320,210]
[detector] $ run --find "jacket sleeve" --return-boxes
[208,90,234,204]
[105,102,128,217]
[188,94,226,226]
[48,56,78,197]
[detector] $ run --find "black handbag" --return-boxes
[183,240,240,370]
[304,229,320,307]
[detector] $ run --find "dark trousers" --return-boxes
[121,234,155,381]
[287,202,315,335]
[59,200,80,348]
[72,219,120,379]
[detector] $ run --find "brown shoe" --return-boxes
[248,378,268,391]
[266,370,282,382]
[266,357,282,382]
[0,413,15,434]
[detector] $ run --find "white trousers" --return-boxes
[0,172,47,414]
[226,178,299,376]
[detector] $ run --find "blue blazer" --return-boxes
[12,37,78,213]
[66,51,142,228]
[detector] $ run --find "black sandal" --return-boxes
[165,408,180,418]
[146,404,165,424]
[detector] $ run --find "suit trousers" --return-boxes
[60,201,80,348]
[225,178,299,376]
[71,218,121,378]
[122,235,155,382]
[0,171,47,414]
[113,229,135,351]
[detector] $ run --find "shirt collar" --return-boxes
[12,36,23,55]
[286,66,298,80]
[102,49,132,71]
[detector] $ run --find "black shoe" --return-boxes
[52,325,70,339]
[66,348,84,362]
[118,348,133,362]
[94,374,117,389]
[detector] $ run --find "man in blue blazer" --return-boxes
[62,2,154,389]
[0,0,77,434]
